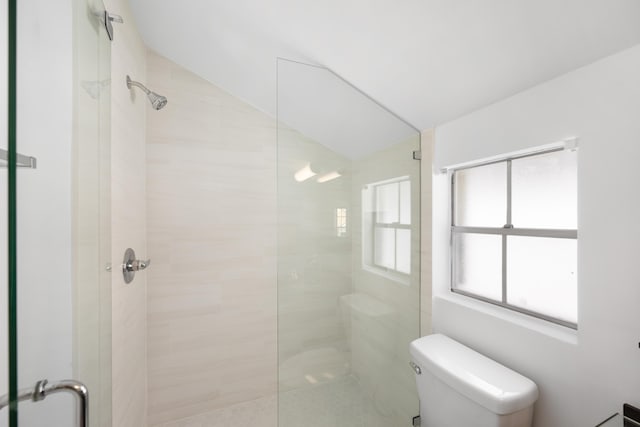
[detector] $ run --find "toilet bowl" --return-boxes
[410,334,538,427]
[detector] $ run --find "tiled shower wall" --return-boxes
[276,125,353,393]
[143,50,433,427]
[145,51,278,426]
[106,0,148,425]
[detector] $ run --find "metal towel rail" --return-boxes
[0,148,37,168]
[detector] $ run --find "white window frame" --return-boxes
[336,207,347,237]
[449,145,578,329]
[362,176,411,285]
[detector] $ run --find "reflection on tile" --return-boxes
[279,347,350,391]
[277,121,424,426]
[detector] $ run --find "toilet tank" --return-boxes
[410,334,538,427]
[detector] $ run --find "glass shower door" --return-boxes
[2,0,112,425]
[277,59,422,427]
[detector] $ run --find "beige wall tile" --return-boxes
[104,0,148,425]
[146,51,277,426]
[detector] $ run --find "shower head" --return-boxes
[126,75,168,110]
[147,92,168,110]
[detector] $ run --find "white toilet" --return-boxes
[410,334,539,427]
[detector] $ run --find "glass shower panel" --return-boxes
[1,2,8,425]
[71,0,113,425]
[3,0,111,425]
[277,58,421,427]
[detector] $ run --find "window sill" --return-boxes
[436,292,578,345]
[362,264,410,286]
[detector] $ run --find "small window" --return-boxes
[336,208,347,237]
[362,177,411,282]
[451,148,578,328]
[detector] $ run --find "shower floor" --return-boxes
[153,376,405,427]
[152,394,277,427]
[279,375,398,427]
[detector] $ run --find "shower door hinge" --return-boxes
[412,415,421,426]
[103,11,124,41]
[412,150,422,160]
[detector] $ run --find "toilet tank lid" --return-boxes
[410,334,539,415]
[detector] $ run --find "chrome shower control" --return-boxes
[122,248,151,284]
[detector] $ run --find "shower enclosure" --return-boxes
[277,59,422,426]
[1,0,112,425]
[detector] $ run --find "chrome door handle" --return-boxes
[0,379,89,427]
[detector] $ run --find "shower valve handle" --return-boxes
[122,248,151,284]
[126,258,151,272]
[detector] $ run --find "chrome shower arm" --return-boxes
[126,75,151,95]
[126,75,168,110]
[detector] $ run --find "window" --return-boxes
[451,148,578,328]
[336,208,347,237]
[362,176,411,282]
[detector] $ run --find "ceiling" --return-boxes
[276,59,418,159]
[130,0,640,156]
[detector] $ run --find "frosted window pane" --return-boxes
[399,180,411,225]
[454,163,507,227]
[512,150,577,229]
[453,233,502,301]
[396,229,411,274]
[507,236,577,323]
[376,183,398,224]
[374,227,395,269]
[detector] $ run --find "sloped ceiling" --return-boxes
[130,0,640,156]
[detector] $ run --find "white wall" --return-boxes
[420,130,434,336]
[432,44,640,427]
[1,0,75,425]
